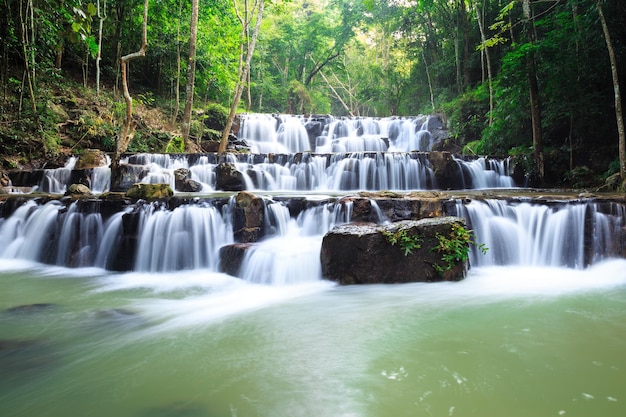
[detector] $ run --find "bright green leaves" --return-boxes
[432,223,487,275]
[68,3,98,57]
[382,227,424,256]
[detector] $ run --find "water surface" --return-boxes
[1,260,625,417]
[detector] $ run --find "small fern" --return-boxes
[431,223,488,275]
[382,228,423,256]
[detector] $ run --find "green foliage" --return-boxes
[382,228,423,256]
[441,84,489,145]
[204,103,229,131]
[431,224,487,275]
[164,135,185,153]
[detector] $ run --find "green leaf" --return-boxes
[87,3,97,17]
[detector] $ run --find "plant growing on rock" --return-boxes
[382,228,423,256]
[431,224,487,275]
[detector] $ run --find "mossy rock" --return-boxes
[126,183,174,199]
[75,149,108,169]
[203,103,229,131]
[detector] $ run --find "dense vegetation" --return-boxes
[1,0,625,188]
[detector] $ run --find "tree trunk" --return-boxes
[112,0,149,175]
[422,50,435,113]
[474,0,493,126]
[181,0,199,151]
[171,0,182,125]
[96,0,105,95]
[523,0,544,186]
[19,0,36,115]
[219,0,265,155]
[596,0,626,183]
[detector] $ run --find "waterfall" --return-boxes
[0,196,624,274]
[238,200,352,285]
[134,202,233,272]
[454,157,515,189]
[453,199,625,269]
[0,200,110,266]
[38,157,77,193]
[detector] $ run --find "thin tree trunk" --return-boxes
[460,0,471,88]
[113,0,149,172]
[96,0,105,95]
[523,0,544,185]
[596,0,626,183]
[423,50,435,113]
[19,0,36,115]
[474,0,493,126]
[181,0,199,151]
[171,0,182,125]
[219,0,265,155]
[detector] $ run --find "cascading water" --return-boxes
[239,201,352,285]
[452,199,625,269]
[133,201,233,272]
[3,115,626,417]
[454,157,515,189]
[38,157,77,193]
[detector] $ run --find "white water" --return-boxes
[0,197,623,275]
[456,199,624,269]
[239,114,436,154]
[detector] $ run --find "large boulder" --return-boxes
[219,243,255,277]
[110,163,150,192]
[429,151,465,190]
[233,191,265,242]
[125,183,173,199]
[321,217,468,284]
[216,162,245,191]
[65,183,91,196]
[75,149,108,170]
[173,168,202,192]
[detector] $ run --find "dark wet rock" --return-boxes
[5,303,57,314]
[110,163,150,192]
[219,243,255,277]
[321,217,468,284]
[126,183,174,199]
[429,151,465,190]
[215,162,245,191]
[173,168,203,193]
[233,191,265,242]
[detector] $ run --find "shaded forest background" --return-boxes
[1,0,625,188]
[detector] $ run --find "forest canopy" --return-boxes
[1,0,625,187]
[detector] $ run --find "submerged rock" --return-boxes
[5,303,57,314]
[0,338,56,375]
[321,217,468,284]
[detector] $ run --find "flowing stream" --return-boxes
[1,113,625,416]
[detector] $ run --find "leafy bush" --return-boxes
[204,103,229,131]
[431,224,487,275]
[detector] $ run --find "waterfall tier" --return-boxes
[0,194,624,276]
